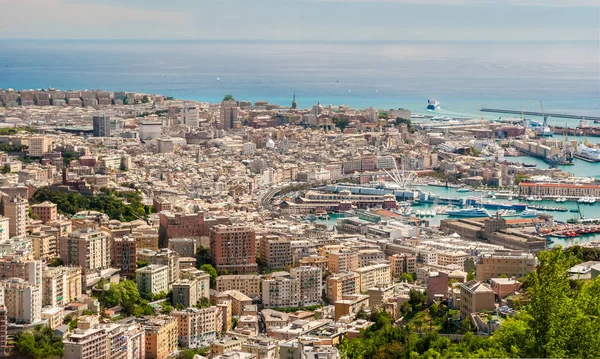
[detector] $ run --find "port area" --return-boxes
[553,126,600,138]
[542,223,600,238]
[480,107,600,121]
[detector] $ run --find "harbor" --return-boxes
[480,107,600,121]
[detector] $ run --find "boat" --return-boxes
[457,188,470,193]
[574,141,600,162]
[447,208,491,217]
[578,196,596,204]
[496,209,518,218]
[555,197,567,203]
[427,99,440,111]
[519,209,540,218]
[507,196,513,201]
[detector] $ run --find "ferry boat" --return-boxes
[447,208,491,217]
[427,99,440,111]
[575,142,600,162]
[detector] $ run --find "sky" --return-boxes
[0,0,598,41]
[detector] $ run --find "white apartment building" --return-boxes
[290,266,322,306]
[136,264,169,297]
[0,278,42,324]
[354,263,391,293]
[262,274,300,308]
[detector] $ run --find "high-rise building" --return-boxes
[290,266,323,306]
[0,278,42,324]
[220,96,239,130]
[29,230,58,260]
[63,320,145,359]
[0,305,6,357]
[113,236,137,278]
[28,136,52,157]
[173,307,222,348]
[210,224,257,274]
[92,114,111,137]
[181,104,199,127]
[41,266,82,307]
[143,315,178,359]
[328,250,359,274]
[66,228,111,274]
[2,196,28,238]
[0,255,43,288]
[262,273,299,308]
[259,235,291,270]
[326,272,359,303]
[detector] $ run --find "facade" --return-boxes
[180,268,211,299]
[220,97,239,130]
[136,264,169,297]
[0,255,43,288]
[41,266,82,307]
[168,237,197,258]
[0,278,42,324]
[158,212,205,247]
[31,201,58,223]
[328,250,359,274]
[0,216,8,242]
[459,280,495,319]
[113,236,137,278]
[290,266,322,306]
[354,263,391,293]
[63,327,108,359]
[30,230,58,260]
[173,307,222,348]
[172,279,198,308]
[3,196,28,238]
[476,250,538,281]
[216,275,261,298]
[259,235,292,270]
[262,275,300,308]
[144,315,178,359]
[28,136,52,157]
[93,114,111,137]
[210,224,257,274]
[64,321,146,359]
[326,272,360,303]
[67,228,111,274]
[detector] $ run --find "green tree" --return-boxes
[399,272,415,283]
[14,326,64,359]
[200,264,218,287]
[466,269,475,281]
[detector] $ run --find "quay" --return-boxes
[480,107,600,121]
[552,126,600,138]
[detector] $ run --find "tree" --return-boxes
[14,326,64,359]
[200,264,218,287]
[399,272,415,283]
[466,269,475,281]
[408,289,426,313]
[142,95,150,103]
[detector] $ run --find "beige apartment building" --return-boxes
[354,263,391,293]
[328,250,359,274]
[437,251,469,268]
[131,226,159,251]
[259,235,292,270]
[216,275,261,298]
[144,315,178,359]
[64,320,145,359]
[0,278,42,324]
[327,272,360,303]
[357,249,386,267]
[42,266,82,307]
[475,250,538,281]
[298,255,328,273]
[28,136,52,157]
[63,327,108,359]
[290,266,322,306]
[173,307,222,347]
[66,228,110,274]
[136,264,169,297]
[459,280,495,319]
[30,230,58,260]
[2,196,28,238]
[262,274,300,308]
[0,255,42,288]
[180,267,211,299]
[389,254,417,278]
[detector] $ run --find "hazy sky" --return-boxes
[1,0,598,41]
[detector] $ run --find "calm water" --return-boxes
[1,40,599,119]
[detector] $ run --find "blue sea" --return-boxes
[0,40,599,120]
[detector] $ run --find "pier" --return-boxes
[480,107,600,121]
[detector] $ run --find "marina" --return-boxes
[480,107,600,121]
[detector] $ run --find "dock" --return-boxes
[480,107,600,121]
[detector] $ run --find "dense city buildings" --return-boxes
[210,224,257,274]
[92,114,111,137]
[66,228,111,274]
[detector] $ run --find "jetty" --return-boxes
[480,107,600,121]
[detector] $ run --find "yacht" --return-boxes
[519,209,540,218]
[555,197,567,203]
[457,187,470,193]
[447,208,491,217]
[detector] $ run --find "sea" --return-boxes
[1,39,599,121]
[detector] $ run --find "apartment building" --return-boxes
[64,320,146,359]
[180,267,211,299]
[31,201,57,223]
[354,263,391,293]
[131,226,159,251]
[389,254,417,278]
[28,136,52,157]
[2,196,27,238]
[63,327,109,359]
[210,224,257,274]
[138,248,180,286]
[144,315,178,359]
[290,266,322,306]
[0,278,42,324]
[328,250,359,274]
[219,290,253,316]
[41,266,82,307]
[437,251,469,268]
[262,274,300,309]
[326,272,360,303]
[173,307,223,347]
[66,228,110,274]
[113,236,137,278]
[172,279,198,308]
[0,216,8,242]
[0,255,42,288]
[168,237,197,258]
[358,249,385,267]
[298,255,328,273]
[136,264,169,297]
[216,275,261,298]
[259,235,292,270]
[459,280,495,319]
[30,230,58,260]
[475,250,538,281]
